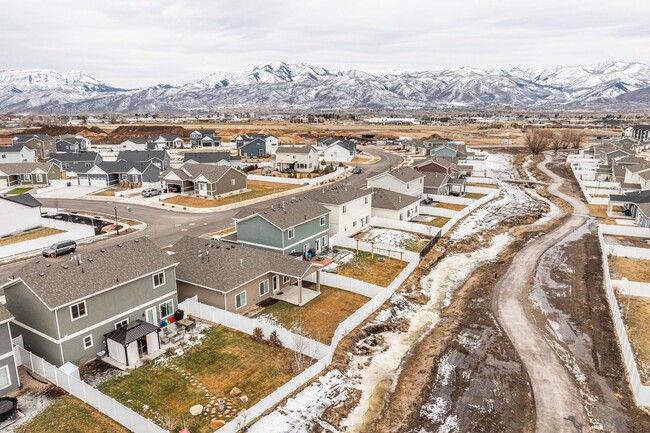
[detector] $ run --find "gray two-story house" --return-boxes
[233,197,330,256]
[0,304,19,396]
[1,238,179,367]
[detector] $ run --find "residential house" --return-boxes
[370,188,420,221]
[423,172,451,196]
[161,163,247,197]
[0,163,61,188]
[235,133,279,155]
[0,143,37,163]
[189,130,221,147]
[275,145,319,173]
[12,134,56,160]
[409,138,448,156]
[316,136,344,150]
[77,161,161,186]
[117,150,170,170]
[55,135,90,153]
[148,134,185,149]
[323,140,356,163]
[170,236,322,312]
[310,185,372,236]
[414,157,460,176]
[50,152,102,173]
[182,151,242,168]
[1,237,179,367]
[624,161,650,191]
[233,196,330,255]
[238,138,270,158]
[609,190,650,227]
[366,166,425,198]
[0,304,19,395]
[119,138,150,151]
[0,193,42,237]
[623,125,650,143]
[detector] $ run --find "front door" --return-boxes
[272,275,279,293]
[145,307,156,325]
[315,238,321,252]
[198,183,207,196]
[137,337,148,358]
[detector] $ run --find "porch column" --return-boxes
[316,270,321,293]
[298,279,303,305]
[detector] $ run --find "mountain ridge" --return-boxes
[2,61,650,113]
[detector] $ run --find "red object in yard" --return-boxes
[168,316,176,324]
[179,430,191,433]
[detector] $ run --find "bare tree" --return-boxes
[566,131,585,149]
[291,313,315,372]
[525,129,552,155]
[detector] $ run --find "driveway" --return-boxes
[36,185,103,199]
[493,153,590,433]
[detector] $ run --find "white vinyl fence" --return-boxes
[598,225,650,407]
[13,346,166,433]
[370,216,441,237]
[248,167,349,186]
[613,280,650,298]
[569,163,611,205]
[420,206,458,218]
[439,191,499,235]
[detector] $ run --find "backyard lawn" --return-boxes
[17,394,129,433]
[466,182,498,189]
[0,227,64,247]
[254,285,368,343]
[5,187,32,195]
[419,216,450,227]
[463,192,486,199]
[433,202,467,211]
[163,181,301,208]
[619,295,650,384]
[335,249,407,287]
[99,326,300,433]
[610,257,650,282]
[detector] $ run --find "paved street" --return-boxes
[0,146,401,283]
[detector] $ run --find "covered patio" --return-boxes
[271,268,322,306]
[104,320,161,370]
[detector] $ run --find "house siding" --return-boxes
[0,323,19,395]
[282,215,330,254]
[236,217,284,251]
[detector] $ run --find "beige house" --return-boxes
[161,163,247,197]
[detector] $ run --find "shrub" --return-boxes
[253,327,264,341]
[268,331,283,348]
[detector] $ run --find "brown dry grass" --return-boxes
[610,256,650,282]
[90,187,125,197]
[420,216,450,227]
[434,202,467,211]
[16,394,129,433]
[466,182,498,189]
[163,181,301,208]
[336,249,407,287]
[618,295,650,385]
[207,226,236,237]
[0,227,64,246]
[254,285,369,343]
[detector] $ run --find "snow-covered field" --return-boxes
[356,227,426,249]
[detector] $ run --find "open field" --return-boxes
[610,256,650,282]
[619,295,650,384]
[5,187,32,195]
[433,202,467,211]
[0,227,64,246]
[99,326,300,433]
[16,394,130,433]
[335,248,406,287]
[162,181,300,208]
[254,285,368,343]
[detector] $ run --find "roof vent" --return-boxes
[100,248,106,253]
[226,247,230,251]
[117,244,123,248]
[38,272,44,277]
[34,260,40,264]
[46,264,51,268]
[134,239,140,243]
[88,258,93,262]
[63,265,68,269]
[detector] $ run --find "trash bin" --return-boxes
[67,182,72,187]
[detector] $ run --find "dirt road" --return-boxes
[494,153,590,433]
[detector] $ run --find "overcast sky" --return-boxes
[2,0,649,88]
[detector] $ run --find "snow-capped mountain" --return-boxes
[2,61,650,113]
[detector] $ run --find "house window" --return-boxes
[288,228,295,239]
[320,216,325,226]
[70,301,87,321]
[82,335,93,350]
[235,291,247,310]
[0,365,11,390]
[259,280,269,296]
[153,272,165,288]
[22,174,30,181]
[159,300,174,319]
[304,243,310,252]
[62,163,69,169]
[35,174,43,183]
[365,197,369,204]
[115,319,128,329]
[353,221,357,227]
[231,178,236,186]
[365,216,369,224]
[322,235,328,247]
[283,275,290,283]
[399,213,404,221]
[342,205,347,213]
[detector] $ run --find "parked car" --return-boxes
[42,240,77,258]
[421,197,434,205]
[352,167,363,174]
[142,187,161,197]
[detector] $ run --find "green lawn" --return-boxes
[5,187,32,195]
[419,216,450,227]
[253,285,368,343]
[17,394,129,433]
[463,192,487,199]
[99,326,300,433]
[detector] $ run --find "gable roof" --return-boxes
[161,163,240,183]
[368,166,424,183]
[423,172,450,188]
[78,161,156,175]
[276,145,315,154]
[1,193,42,208]
[191,129,215,136]
[609,189,650,204]
[5,237,177,310]
[370,188,419,210]
[170,236,317,294]
[117,150,167,162]
[104,319,158,345]
[183,152,236,163]
[414,157,459,171]
[121,137,149,145]
[327,140,356,152]
[237,138,266,149]
[13,134,53,143]
[309,184,372,206]
[0,162,55,175]
[234,196,329,230]
[50,152,99,163]
[0,144,30,154]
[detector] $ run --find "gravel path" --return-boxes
[493,153,590,433]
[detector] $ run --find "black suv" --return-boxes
[42,240,77,258]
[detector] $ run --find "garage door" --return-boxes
[90,177,108,187]
[78,176,89,186]
[0,179,7,188]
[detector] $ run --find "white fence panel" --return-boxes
[613,280,650,298]
[465,186,496,194]
[247,174,305,185]
[419,206,457,218]
[606,244,650,260]
[331,235,419,261]
[465,176,496,185]
[424,194,475,205]
[601,225,650,238]
[370,216,441,236]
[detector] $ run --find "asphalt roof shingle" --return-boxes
[370,188,419,210]
[1,193,41,208]
[309,185,372,206]
[234,196,329,230]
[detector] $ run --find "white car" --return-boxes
[142,187,161,197]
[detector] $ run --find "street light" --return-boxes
[114,206,120,236]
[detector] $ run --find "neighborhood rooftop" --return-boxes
[369,166,424,182]
[309,184,371,205]
[276,144,314,154]
[162,163,237,182]
[0,162,54,174]
[1,193,42,208]
[233,196,329,229]
[370,187,420,210]
[6,237,177,310]
[183,152,240,163]
[171,236,317,293]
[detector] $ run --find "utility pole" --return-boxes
[114,206,120,236]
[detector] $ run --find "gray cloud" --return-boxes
[0,0,648,87]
